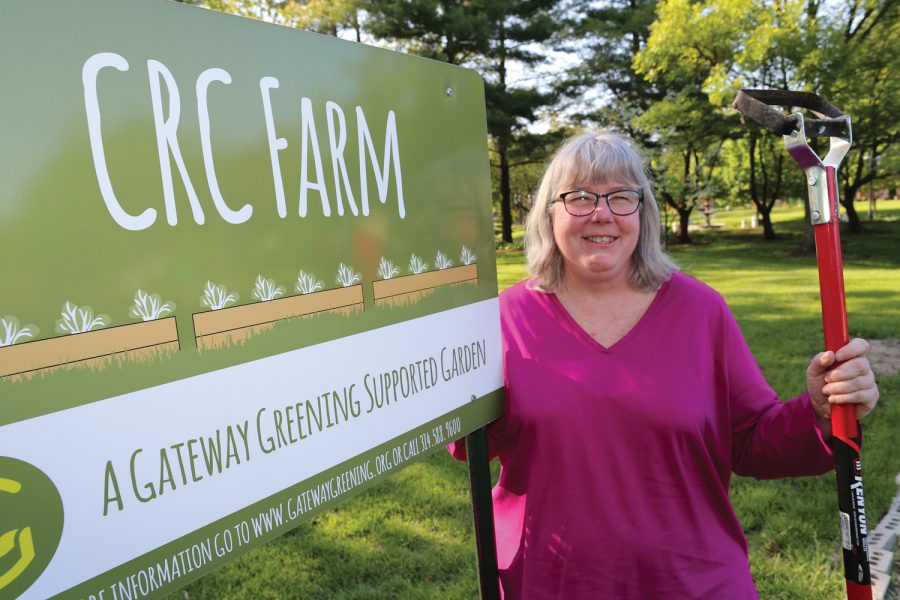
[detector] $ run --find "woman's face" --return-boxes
[551,180,641,288]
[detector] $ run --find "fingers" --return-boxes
[823,356,871,384]
[825,387,879,420]
[820,355,879,419]
[815,388,879,420]
[834,337,870,363]
[821,371,877,402]
[808,339,879,420]
[807,350,835,378]
[809,339,871,383]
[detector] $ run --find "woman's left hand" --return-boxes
[806,337,879,422]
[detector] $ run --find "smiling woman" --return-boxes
[525,132,675,295]
[449,131,881,599]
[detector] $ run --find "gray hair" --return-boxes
[524,131,677,292]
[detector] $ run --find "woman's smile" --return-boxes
[583,235,617,244]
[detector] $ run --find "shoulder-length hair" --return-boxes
[524,131,677,292]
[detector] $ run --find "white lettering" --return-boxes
[82,53,157,231]
[196,68,252,224]
[259,76,288,218]
[299,97,330,217]
[148,59,204,226]
[326,100,358,216]
[356,107,405,218]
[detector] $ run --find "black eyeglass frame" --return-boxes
[551,189,644,217]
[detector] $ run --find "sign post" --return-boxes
[466,429,501,600]
[0,2,503,598]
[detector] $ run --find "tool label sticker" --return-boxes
[839,511,852,550]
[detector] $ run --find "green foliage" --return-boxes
[815,0,900,229]
[633,0,816,240]
[635,0,807,103]
[279,0,363,38]
[558,0,661,140]
[633,0,899,238]
[495,128,573,225]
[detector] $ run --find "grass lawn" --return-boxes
[181,200,900,599]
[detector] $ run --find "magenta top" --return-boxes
[451,273,834,599]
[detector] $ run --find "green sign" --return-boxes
[0,1,503,598]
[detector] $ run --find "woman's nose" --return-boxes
[590,200,613,221]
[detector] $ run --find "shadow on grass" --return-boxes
[678,218,900,271]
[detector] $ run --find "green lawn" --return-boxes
[182,200,900,599]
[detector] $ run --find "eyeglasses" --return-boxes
[552,189,643,216]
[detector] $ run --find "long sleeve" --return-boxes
[447,330,516,462]
[722,301,835,479]
[446,414,510,462]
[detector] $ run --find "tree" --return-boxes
[814,0,900,233]
[363,0,562,244]
[278,0,364,39]
[636,0,899,241]
[170,0,364,36]
[557,0,730,244]
[560,0,663,144]
[634,90,730,243]
[499,128,573,231]
[632,0,776,242]
[636,0,843,241]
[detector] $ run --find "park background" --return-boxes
[167,0,899,598]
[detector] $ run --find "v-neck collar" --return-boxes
[547,277,672,353]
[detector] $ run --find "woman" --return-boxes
[452,131,879,598]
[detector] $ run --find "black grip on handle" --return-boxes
[733,89,848,138]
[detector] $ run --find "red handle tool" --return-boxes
[734,89,871,600]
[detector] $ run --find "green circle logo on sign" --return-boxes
[0,456,64,598]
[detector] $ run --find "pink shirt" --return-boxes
[452,273,834,599]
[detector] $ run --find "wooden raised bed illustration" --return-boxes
[192,285,364,350]
[373,264,478,307]
[0,317,179,379]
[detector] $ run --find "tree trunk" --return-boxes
[497,20,512,244]
[760,206,776,240]
[499,136,513,244]
[661,201,670,251]
[841,154,866,233]
[676,207,691,244]
[868,182,876,220]
[840,190,863,233]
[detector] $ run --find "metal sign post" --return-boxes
[466,426,501,600]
